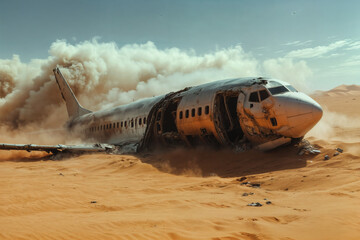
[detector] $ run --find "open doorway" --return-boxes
[153,97,183,145]
[214,91,244,145]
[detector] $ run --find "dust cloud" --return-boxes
[307,110,360,141]
[0,39,312,144]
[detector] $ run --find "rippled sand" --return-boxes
[1,86,359,240]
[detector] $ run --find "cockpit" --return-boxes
[266,81,298,95]
[244,78,322,140]
[248,81,299,102]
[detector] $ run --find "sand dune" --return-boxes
[1,86,360,240]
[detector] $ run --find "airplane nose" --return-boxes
[312,101,323,123]
[276,94,323,138]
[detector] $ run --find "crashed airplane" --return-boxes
[0,67,323,154]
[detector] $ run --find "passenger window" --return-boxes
[125,121,127,128]
[113,123,115,129]
[185,110,189,118]
[121,122,123,127]
[198,107,202,116]
[143,117,146,124]
[249,92,260,102]
[191,108,195,117]
[259,90,270,101]
[117,122,119,128]
[179,111,183,119]
[139,118,142,125]
[131,119,134,128]
[205,106,209,115]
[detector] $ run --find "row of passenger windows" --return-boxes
[179,105,210,119]
[88,117,147,133]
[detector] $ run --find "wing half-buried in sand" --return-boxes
[0,143,113,154]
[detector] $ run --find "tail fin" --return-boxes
[53,67,92,119]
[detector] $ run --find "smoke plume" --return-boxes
[0,39,312,144]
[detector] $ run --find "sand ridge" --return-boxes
[0,85,360,240]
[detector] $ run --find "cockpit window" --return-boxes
[286,85,298,92]
[249,92,260,102]
[259,90,269,101]
[268,86,289,95]
[266,81,283,88]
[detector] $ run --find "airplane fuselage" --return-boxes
[66,76,323,151]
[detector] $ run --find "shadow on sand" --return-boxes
[138,144,317,178]
[0,142,320,178]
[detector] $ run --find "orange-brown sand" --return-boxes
[1,86,360,240]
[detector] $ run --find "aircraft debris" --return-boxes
[249,183,261,188]
[59,173,64,176]
[336,148,343,153]
[247,202,262,207]
[296,139,321,156]
[242,193,249,196]
[333,152,340,156]
[236,177,247,182]
[90,201,97,204]
[240,182,261,188]
[0,68,324,155]
[266,201,272,205]
[0,143,113,154]
[324,155,330,160]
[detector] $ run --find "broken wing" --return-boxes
[0,143,113,154]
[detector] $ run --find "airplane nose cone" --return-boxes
[276,94,323,138]
[312,101,323,123]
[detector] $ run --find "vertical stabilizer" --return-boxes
[53,67,91,119]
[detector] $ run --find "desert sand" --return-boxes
[1,86,360,240]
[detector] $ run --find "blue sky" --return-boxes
[1,0,360,90]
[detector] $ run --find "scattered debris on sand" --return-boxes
[296,139,321,156]
[336,148,344,153]
[247,202,262,207]
[240,182,261,188]
[324,155,330,160]
[236,176,247,182]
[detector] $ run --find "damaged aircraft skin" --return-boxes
[0,67,323,154]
